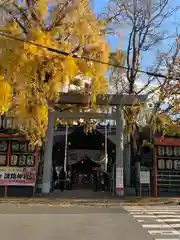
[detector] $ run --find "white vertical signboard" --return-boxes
[140,170,150,184]
[140,170,150,196]
[116,167,124,195]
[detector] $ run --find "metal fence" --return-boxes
[157,170,180,196]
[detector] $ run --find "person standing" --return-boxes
[59,168,66,192]
[52,167,58,191]
[100,172,104,191]
[93,171,98,191]
[67,166,73,190]
[104,171,109,191]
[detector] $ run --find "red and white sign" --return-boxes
[116,167,124,190]
[0,167,36,186]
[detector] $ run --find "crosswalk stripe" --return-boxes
[170,224,180,228]
[142,224,171,228]
[157,219,180,222]
[124,206,180,208]
[124,206,180,239]
[124,207,180,210]
[137,219,145,222]
[126,209,180,212]
[134,215,157,218]
[129,210,180,214]
[155,238,180,240]
[155,216,180,218]
[130,211,177,214]
[148,230,180,235]
[134,215,180,218]
[124,206,180,211]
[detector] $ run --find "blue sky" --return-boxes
[93,0,180,72]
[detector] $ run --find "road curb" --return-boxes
[0,199,179,206]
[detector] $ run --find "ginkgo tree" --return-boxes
[146,37,180,136]
[0,0,110,146]
[106,0,180,141]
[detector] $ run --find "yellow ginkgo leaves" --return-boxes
[0,0,110,145]
[0,76,12,115]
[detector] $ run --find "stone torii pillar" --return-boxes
[42,111,54,194]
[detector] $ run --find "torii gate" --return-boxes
[42,92,147,196]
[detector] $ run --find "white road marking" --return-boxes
[129,212,152,215]
[134,215,180,218]
[137,219,145,222]
[124,207,180,210]
[134,215,157,218]
[170,224,180,228]
[142,224,171,228]
[155,216,180,218]
[148,230,180,235]
[124,206,180,239]
[155,238,180,240]
[127,209,180,212]
[130,211,177,214]
[157,219,180,222]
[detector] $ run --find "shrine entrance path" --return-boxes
[50,189,112,199]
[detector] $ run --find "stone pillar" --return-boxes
[115,106,124,196]
[124,142,131,186]
[42,110,55,194]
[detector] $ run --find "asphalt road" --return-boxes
[0,204,153,240]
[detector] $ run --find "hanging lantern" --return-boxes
[166,159,173,169]
[158,159,165,170]
[174,147,180,156]
[157,146,165,156]
[174,160,180,170]
[166,146,173,156]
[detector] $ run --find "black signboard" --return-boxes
[10,155,18,166]
[0,155,7,166]
[27,155,34,166]
[19,142,27,152]
[18,155,26,166]
[0,141,8,152]
[11,141,19,152]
